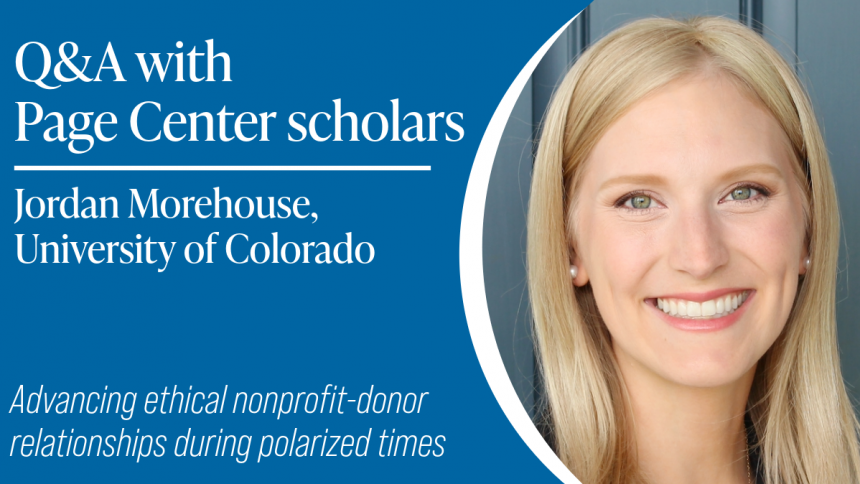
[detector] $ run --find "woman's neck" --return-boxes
[614,349,756,484]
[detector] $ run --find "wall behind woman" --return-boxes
[482,0,860,416]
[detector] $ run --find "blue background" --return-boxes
[1,0,589,481]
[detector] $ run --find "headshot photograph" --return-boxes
[481,1,860,483]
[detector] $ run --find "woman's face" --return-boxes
[573,71,808,388]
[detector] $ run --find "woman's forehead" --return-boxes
[582,72,794,185]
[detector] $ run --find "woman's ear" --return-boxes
[572,255,590,287]
[799,246,810,276]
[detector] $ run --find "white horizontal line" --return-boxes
[14,165,431,172]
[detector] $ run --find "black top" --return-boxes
[746,413,765,484]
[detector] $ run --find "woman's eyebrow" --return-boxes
[598,164,783,191]
[599,174,666,191]
[716,163,783,182]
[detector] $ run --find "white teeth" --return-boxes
[687,301,702,317]
[702,300,716,317]
[655,291,750,320]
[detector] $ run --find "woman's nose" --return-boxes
[667,206,729,279]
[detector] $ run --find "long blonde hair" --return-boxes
[528,16,860,484]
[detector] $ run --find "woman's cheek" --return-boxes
[727,205,804,274]
[590,218,664,294]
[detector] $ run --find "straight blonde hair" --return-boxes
[528,16,860,484]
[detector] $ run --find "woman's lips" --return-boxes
[647,290,755,332]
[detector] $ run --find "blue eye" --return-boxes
[627,195,652,209]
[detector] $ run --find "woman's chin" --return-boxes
[614,338,759,389]
[649,352,758,389]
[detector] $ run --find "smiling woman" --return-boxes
[528,16,860,484]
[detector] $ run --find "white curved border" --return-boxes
[459,15,582,484]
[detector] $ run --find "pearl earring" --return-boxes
[804,257,811,271]
[570,265,578,279]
